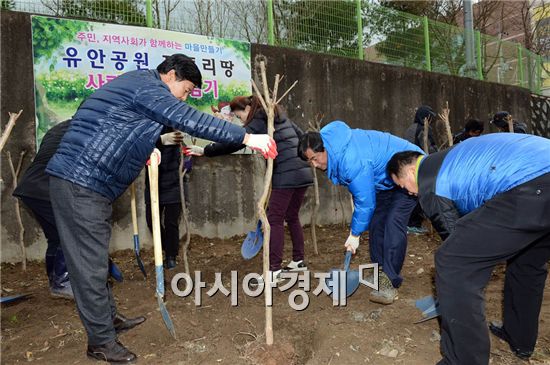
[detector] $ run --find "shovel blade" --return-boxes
[155,266,177,338]
[133,235,147,278]
[157,295,176,339]
[241,220,264,259]
[109,259,124,282]
[0,293,32,304]
[325,270,360,299]
[414,295,440,323]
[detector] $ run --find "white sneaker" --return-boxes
[283,260,308,272]
[249,269,282,287]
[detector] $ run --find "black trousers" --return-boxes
[435,173,550,365]
[50,177,117,345]
[19,196,61,274]
[408,202,424,228]
[145,203,182,258]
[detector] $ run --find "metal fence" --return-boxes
[2,0,546,94]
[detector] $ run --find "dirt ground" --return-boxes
[2,225,550,365]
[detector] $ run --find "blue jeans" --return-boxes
[368,188,417,288]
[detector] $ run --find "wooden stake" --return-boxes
[507,114,514,133]
[423,117,429,154]
[0,110,23,153]
[251,60,297,346]
[438,101,453,147]
[7,150,27,271]
[179,143,194,276]
[307,116,323,256]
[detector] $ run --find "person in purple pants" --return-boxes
[185,95,313,285]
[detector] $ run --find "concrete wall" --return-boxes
[1,11,533,262]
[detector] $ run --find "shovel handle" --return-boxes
[130,183,139,236]
[344,250,352,271]
[148,150,164,280]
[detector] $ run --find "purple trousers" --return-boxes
[267,187,308,271]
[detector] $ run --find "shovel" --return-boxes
[130,183,147,278]
[0,293,32,304]
[148,149,176,339]
[241,220,264,259]
[109,259,124,282]
[414,295,440,323]
[325,250,360,300]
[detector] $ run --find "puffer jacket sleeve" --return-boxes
[133,84,246,145]
[347,163,376,236]
[203,118,265,157]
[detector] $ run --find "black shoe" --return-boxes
[489,322,533,360]
[113,313,146,334]
[87,339,137,363]
[165,257,177,270]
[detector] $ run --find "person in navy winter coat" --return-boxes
[388,133,550,365]
[46,54,277,364]
[185,95,313,284]
[298,121,424,305]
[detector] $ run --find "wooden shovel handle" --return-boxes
[147,149,163,267]
[130,183,139,235]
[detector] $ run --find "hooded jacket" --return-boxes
[418,133,550,240]
[404,105,438,153]
[46,69,245,201]
[320,121,424,236]
[204,109,313,189]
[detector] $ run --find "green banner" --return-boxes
[31,15,252,149]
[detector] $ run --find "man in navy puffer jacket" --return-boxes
[46,54,277,363]
[388,133,550,365]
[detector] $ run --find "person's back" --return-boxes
[435,133,550,215]
[322,121,423,190]
[14,120,71,200]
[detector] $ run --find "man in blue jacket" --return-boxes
[298,121,424,305]
[46,54,277,363]
[387,134,550,365]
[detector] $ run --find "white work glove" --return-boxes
[243,134,278,159]
[183,145,204,157]
[160,131,184,145]
[344,234,360,254]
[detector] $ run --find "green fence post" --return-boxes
[356,0,364,60]
[537,55,543,94]
[146,0,152,27]
[475,30,483,80]
[267,0,275,46]
[517,44,525,88]
[423,16,431,72]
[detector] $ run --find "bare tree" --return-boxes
[152,0,182,30]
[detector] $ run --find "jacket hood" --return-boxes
[414,105,436,125]
[320,121,353,184]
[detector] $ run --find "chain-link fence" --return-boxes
[2,0,546,94]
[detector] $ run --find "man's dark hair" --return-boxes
[157,53,202,87]
[298,132,325,161]
[387,151,423,178]
[464,119,484,133]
